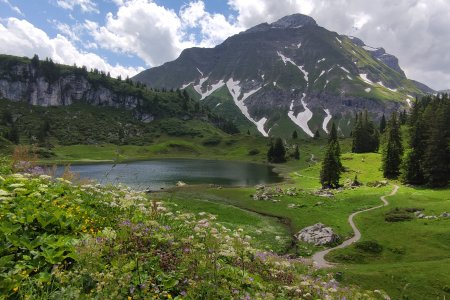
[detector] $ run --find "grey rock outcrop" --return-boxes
[0,62,152,122]
[295,223,339,246]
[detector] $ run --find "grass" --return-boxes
[150,147,449,299]
[327,187,450,299]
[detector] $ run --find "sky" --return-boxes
[0,0,449,90]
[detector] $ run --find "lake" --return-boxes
[60,159,283,190]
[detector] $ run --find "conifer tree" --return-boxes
[379,114,386,134]
[320,123,342,188]
[293,145,300,160]
[292,130,298,139]
[271,138,286,163]
[382,112,403,178]
[7,124,19,144]
[401,101,426,184]
[328,123,342,170]
[421,99,449,187]
[352,111,380,153]
[320,141,341,188]
[314,129,320,139]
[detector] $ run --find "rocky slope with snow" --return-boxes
[134,14,431,137]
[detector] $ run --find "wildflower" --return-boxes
[13,287,18,292]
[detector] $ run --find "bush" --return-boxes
[384,207,414,222]
[202,136,222,146]
[248,149,260,156]
[355,240,383,254]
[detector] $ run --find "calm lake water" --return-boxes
[60,159,283,190]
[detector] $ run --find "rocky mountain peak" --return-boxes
[271,13,317,28]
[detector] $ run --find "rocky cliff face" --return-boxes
[134,14,428,138]
[0,62,146,116]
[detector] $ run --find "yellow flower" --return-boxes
[128,297,132,300]
[13,287,18,292]
[168,294,172,299]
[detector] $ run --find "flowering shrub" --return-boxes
[0,160,389,299]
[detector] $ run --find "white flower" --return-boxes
[0,189,10,196]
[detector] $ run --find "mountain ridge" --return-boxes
[134,14,430,138]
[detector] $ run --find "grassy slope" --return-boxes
[150,140,449,299]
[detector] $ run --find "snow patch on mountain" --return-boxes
[181,81,195,89]
[193,77,209,97]
[359,74,375,85]
[377,81,398,92]
[317,58,326,63]
[336,37,342,44]
[322,109,332,133]
[277,51,309,83]
[288,93,314,137]
[347,75,353,80]
[340,66,350,74]
[198,80,225,100]
[362,45,378,52]
[297,42,302,48]
[314,70,326,84]
[196,68,204,77]
[365,88,371,93]
[226,79,268,137]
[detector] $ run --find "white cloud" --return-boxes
[224,0,450,89]
[0,18,143,78]
[228,0,314,28]
[86,0,241,66]
[86,0,191,67]
[55,0,99,13]
[0,0,23,16]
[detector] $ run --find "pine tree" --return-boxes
[352,111,380,153]
[320,141,341,188]
[379,114,386,134]
[320,123,342,188]
[267,139,274,162]
[314,129,320,139]
[421,100,449,187]
[271,138,286,163]
[7,124,19,144]
[293,145,300,160]
[401,101,426,184]
[292,130,298,139]
[382,112,403,179]
[328,123,342,170]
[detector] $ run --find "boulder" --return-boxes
[295,223,339,246]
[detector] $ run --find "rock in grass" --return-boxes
[295,223,339,246]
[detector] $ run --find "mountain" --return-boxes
[134,14,428,138]
[0,54,238,146]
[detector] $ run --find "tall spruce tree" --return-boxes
[320,141,341,188]
[270,138,286,163]
[292,130,298,139]
[401,101,426,184]
[421,98,450,187]
[379,114,386,134]
[320,123,342,188]
[382,112,403,179]
[328,123,342,170]
[293,144,300,160]
[352,110,380,153]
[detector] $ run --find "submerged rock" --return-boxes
[295,223,339,246]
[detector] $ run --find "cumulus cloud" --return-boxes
[226,0,450,90]
[55,0,99,13]
[85,0,241,66]
[85,0,190,67]
[0,18,143,78]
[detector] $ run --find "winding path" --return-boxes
[312,185,399,268]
